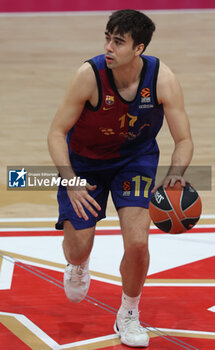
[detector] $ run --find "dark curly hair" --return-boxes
[106,9,155,52]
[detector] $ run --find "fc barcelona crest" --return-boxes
[105,95,115,105]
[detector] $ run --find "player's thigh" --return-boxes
[63,220,96,249]
[118,207,151,250]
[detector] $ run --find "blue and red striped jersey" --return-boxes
[68,54,164,159]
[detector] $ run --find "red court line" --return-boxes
[0,0,214,12]
[0,227,214,236]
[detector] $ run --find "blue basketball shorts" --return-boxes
[56,150,159,230]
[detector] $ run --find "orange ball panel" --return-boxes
[164,184,184,221]
[184,196,202,218]
[149,204,170,222]
[168,210,186,234]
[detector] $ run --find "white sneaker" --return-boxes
[64,263,90,303]
[114,311,149,347]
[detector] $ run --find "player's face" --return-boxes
[104,31,140,69]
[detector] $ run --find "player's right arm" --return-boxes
[47,62,101,220]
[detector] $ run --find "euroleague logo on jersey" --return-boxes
[141,88,151,98]
[141,87,151,103]
[122,180,131,197]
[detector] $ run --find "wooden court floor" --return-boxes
[0,10,215,350]
[0,10,214,222]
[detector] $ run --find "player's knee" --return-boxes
[63,247,89,265]
[62,238,89,265]
[124,235,149,259]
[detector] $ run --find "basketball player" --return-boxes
[48,9,193,347]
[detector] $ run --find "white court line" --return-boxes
[147,327,215,337]
[0,258,14,290]
[0,227,56,232]
[0,214,214,223]
[54,334,119,349]
[208,306,215,313]
[0,217,58,223]
[151,327,215,336]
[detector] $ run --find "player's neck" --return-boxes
[112,56,143,89]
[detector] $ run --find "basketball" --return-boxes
[149,182,202,234]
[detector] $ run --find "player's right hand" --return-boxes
[67,183,101,221]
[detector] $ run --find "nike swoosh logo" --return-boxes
[103,107,113,111]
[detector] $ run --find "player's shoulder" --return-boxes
[71,61,97,97]
[75,54,106,80]
[157,61,181,93]
[157,61,183,104]
[158,61,176,84]
[76,62,96,83]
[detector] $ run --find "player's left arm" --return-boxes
[153,61,194,191]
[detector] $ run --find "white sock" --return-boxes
[80,256,90,269]
[119,291,141,317]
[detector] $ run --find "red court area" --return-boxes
[0,0,215,12]
[0,237,215,349]
[0,262,215,348]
